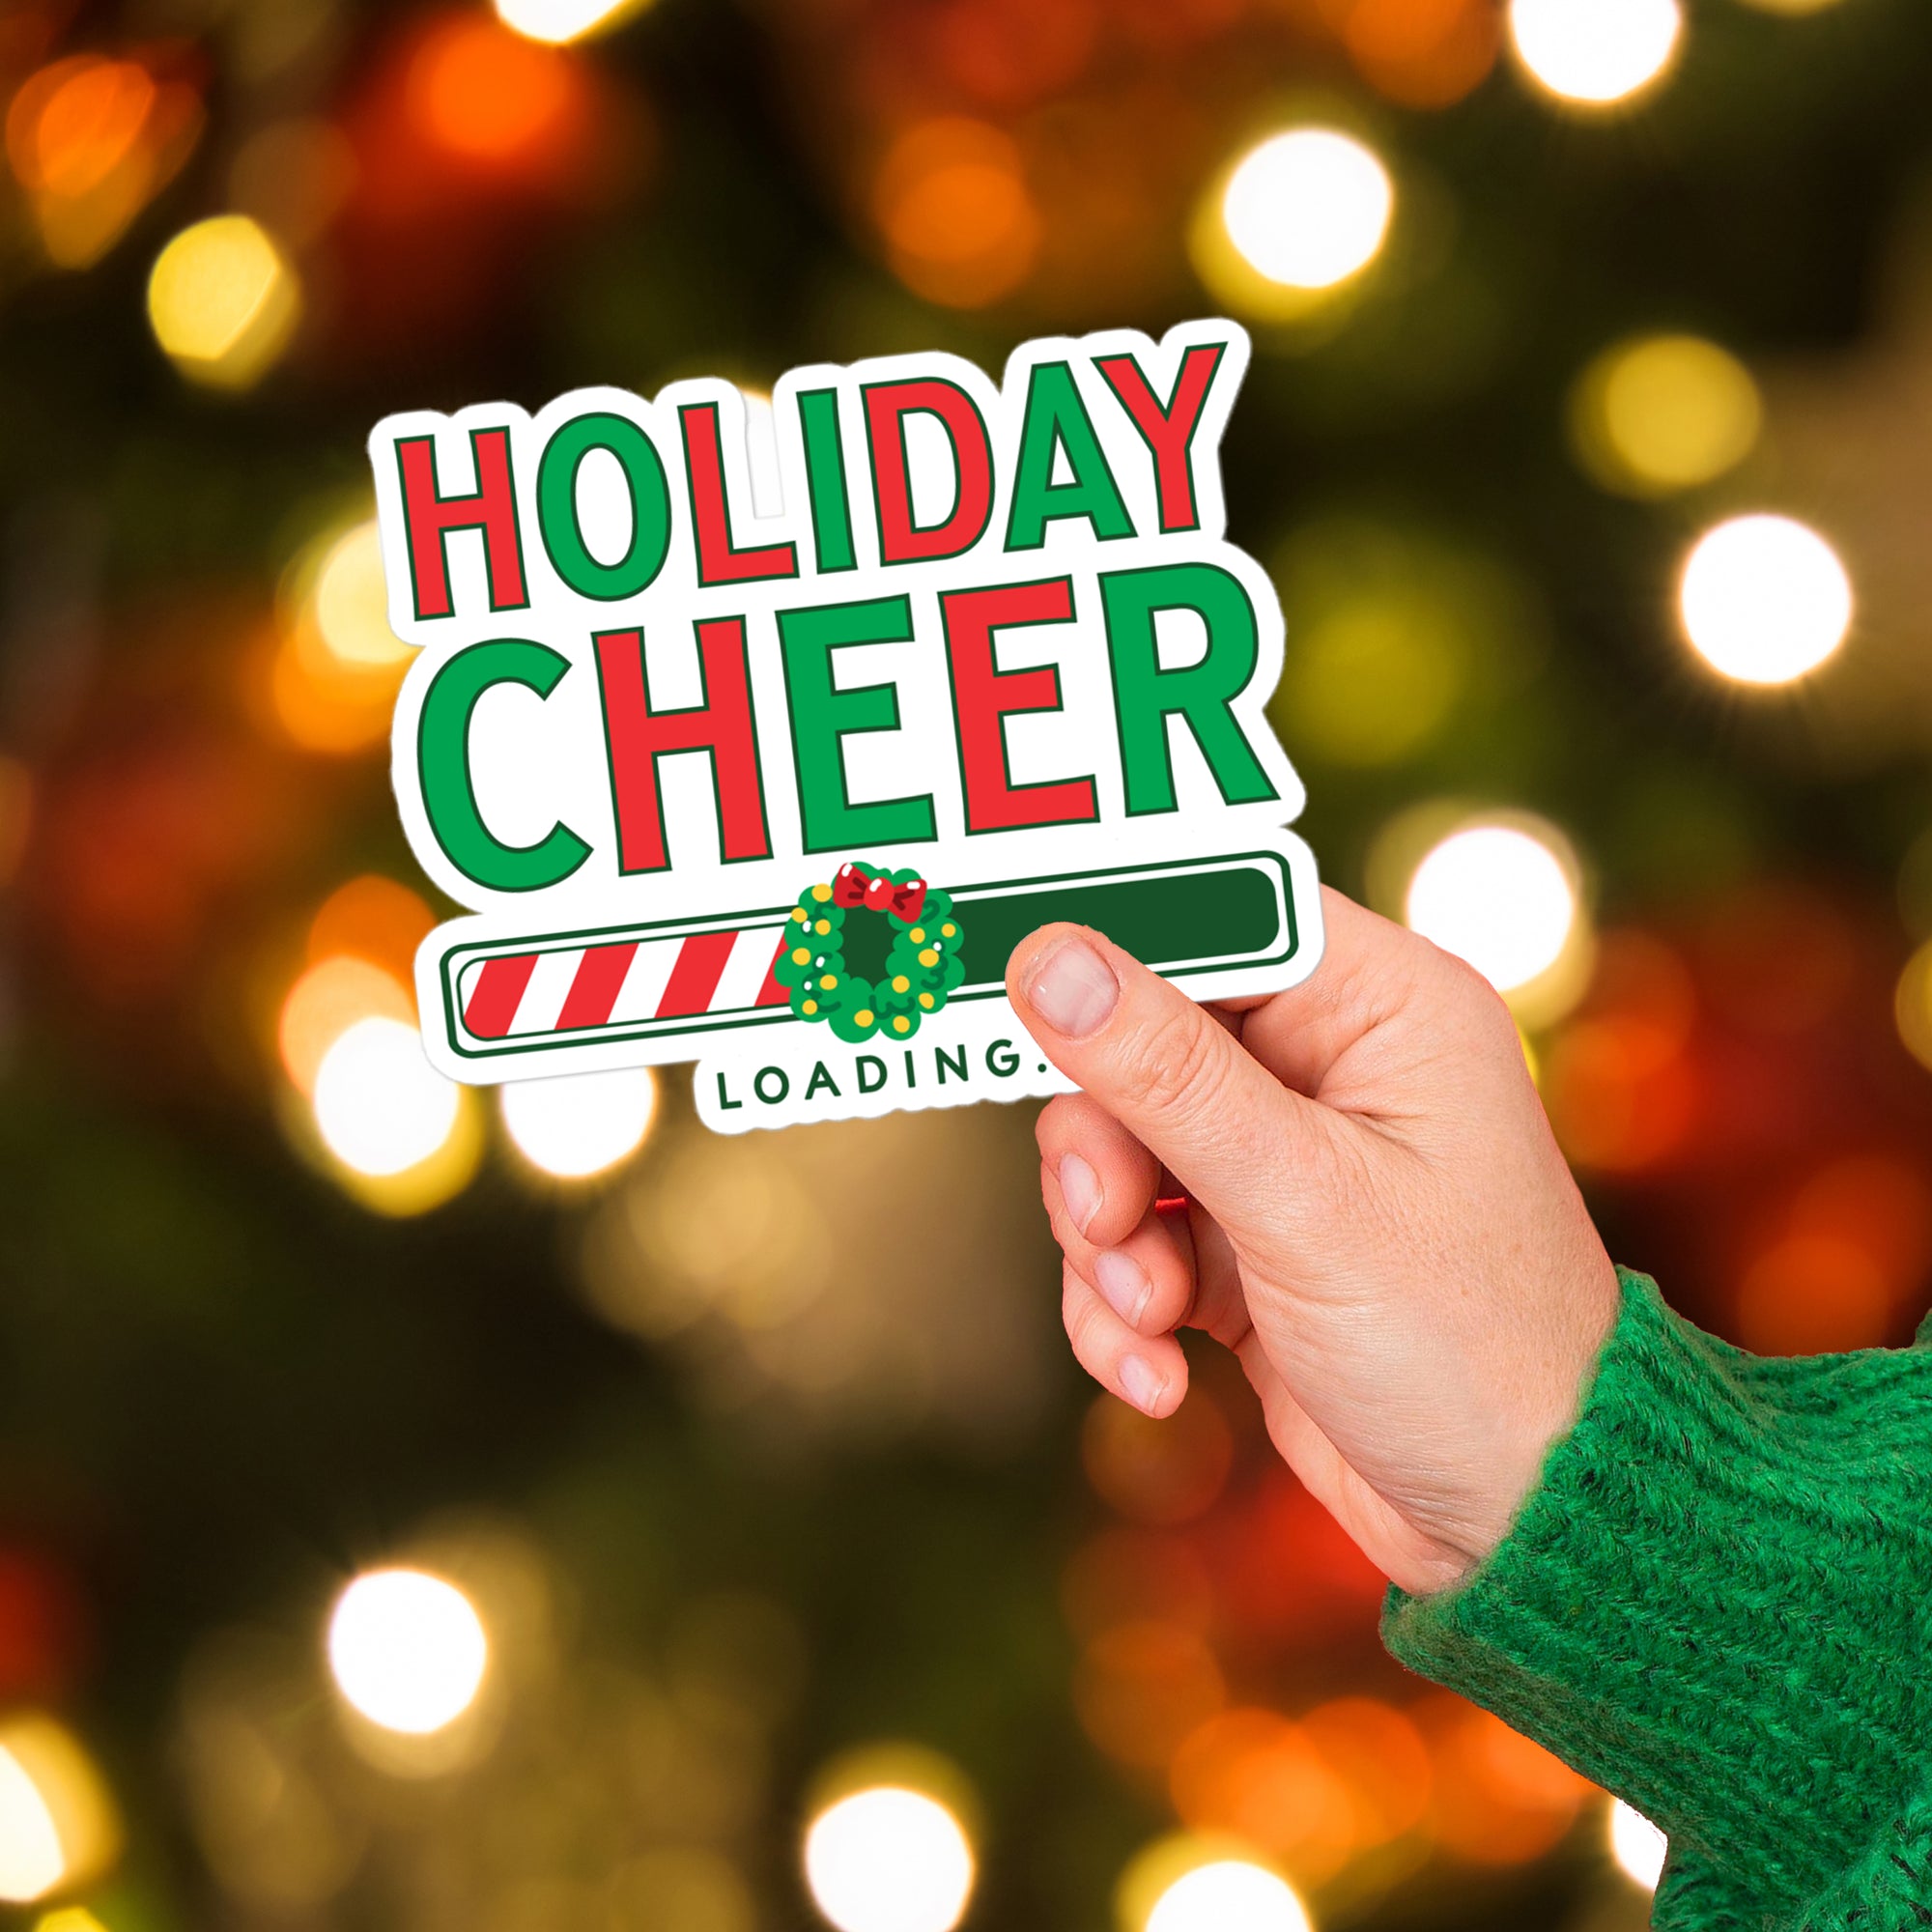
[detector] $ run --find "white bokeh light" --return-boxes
[500,1066,658,1180]
[1609,1799,1668,1889]
[804,1787,975,1932]
[0,1747,64,1904]
[1221,129,1393,290]
[1146,1861,1311,1932]
[313,1017,461,1178]
[1406,822,1579,993]
[327,1570,489,1736]
[1678,513,1852,686]
[1509,0,1682,105]
[495,0,635,43]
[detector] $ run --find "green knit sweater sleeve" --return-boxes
[1382,1270,1932,1928]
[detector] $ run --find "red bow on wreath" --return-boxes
[834,862,927,923]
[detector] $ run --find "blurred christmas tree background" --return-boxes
[2,0,1931,1926]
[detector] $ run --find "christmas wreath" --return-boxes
[774,861,967,1044]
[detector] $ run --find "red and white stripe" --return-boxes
[460,924,790,1041]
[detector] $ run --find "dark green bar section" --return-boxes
[954,863,1285,983]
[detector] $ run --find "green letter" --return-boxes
[1005,361,1134,552]
[779,595,937,853]
[418,639,593,891]
[797,387,857,574]
[1101,563,1278,814]
[536,412,672,601]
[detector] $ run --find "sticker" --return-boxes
[368,318,1322,1132]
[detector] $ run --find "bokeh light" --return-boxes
[308,874,436,983]
[1145,1858,1310,1932]
[1075,1619,1226,1768]
[1405,820,1581,995]
[1736,0,1843,11]
[279,956,414,1096]
[1608,1799,1668,1888]
[0,1719,118,1906]
[1081,1388,1234,1525]
[409,19,582,165]
[311,523,410,668]
[1678,514,1853,686]
[5,54,202,269]
[36,1912,111,1932]
[313,1016,460,1179]
[871,118,1040,309]
[327,1570,489,1737]
[1897,938,1932,1075]
[803,1786,976,1932]
[1569,334,1762,497]
[1508,0,1682,106]
[146,214,299,389]
[496,0,644,43]
[500,1066,659,1180]
[1221,129,1393,291]
[1418,1694,1591,1862]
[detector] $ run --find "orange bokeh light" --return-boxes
[1416,1693,1591,1864]
[1081,1388,1235,1526]
[409,18,582,164]
[309,874,436,985]
[871,117,1041,308]
[279,955,414,1095]
[1073,1619,1225,1768]
[270,625,407,754]
[1735,1233,1890,1355]
[5,52,202,268]
[1170,1708,1353,1878]
[1341,0,1500,107]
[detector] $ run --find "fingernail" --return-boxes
[1059,1153,1101,1235]
[1094,1249,1150,1327]
[1119,1354,1165,1416]
[1027,936,1119,1038]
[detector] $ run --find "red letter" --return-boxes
[942,578,1096,833]
[396,426,526,617]
[1094,343,1225,534]
[865,379,993,564]
[595,617,771,872]
[679,402,797,586]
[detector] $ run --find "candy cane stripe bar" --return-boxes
[461,926,789,1040]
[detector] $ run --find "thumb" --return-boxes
[1007,923,1333,1236]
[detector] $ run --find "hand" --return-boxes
[1006,888,1621,1597]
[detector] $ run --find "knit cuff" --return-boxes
[1383,1270,1932,1917]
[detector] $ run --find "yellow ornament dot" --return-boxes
[919,992,934,1009]
[820,974,838,990]
[855,1009,874,1027]
[892,975,911,994]
[919,949,939,968]
[893,1015,911,1034]
[802,999,818,1015]
[815,919,831,935]
[909,927,924,944]
[791,947,810,965]
[811,884,832,902]
[792,908,808,923]
[941,923,955,938]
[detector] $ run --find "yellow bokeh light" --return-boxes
[500,1066,659,1181]
[36,1912,111,1932]
[1678,514,1852,686]
[1570,334,1761,497]
[1508,0,1682,106]
[1608,1799,1667,1888]
[327,1569,489,1737]
[1736,0,1843,12]
[147,214,299,389]
[1894,939,1932,1076]
[1146,1861,1310,1932]
[312,523,409,668]
[803,1786,975,1932]
[0,1720,118,1908]
[496,0,647,43]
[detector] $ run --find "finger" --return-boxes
[1043,1161,1199,1338]
[1008,923,1336,1238]
[1036,1092,1160,1247]
[1062,1262,1188,1417]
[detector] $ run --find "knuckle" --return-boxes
[1115,1004,1225,1123]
